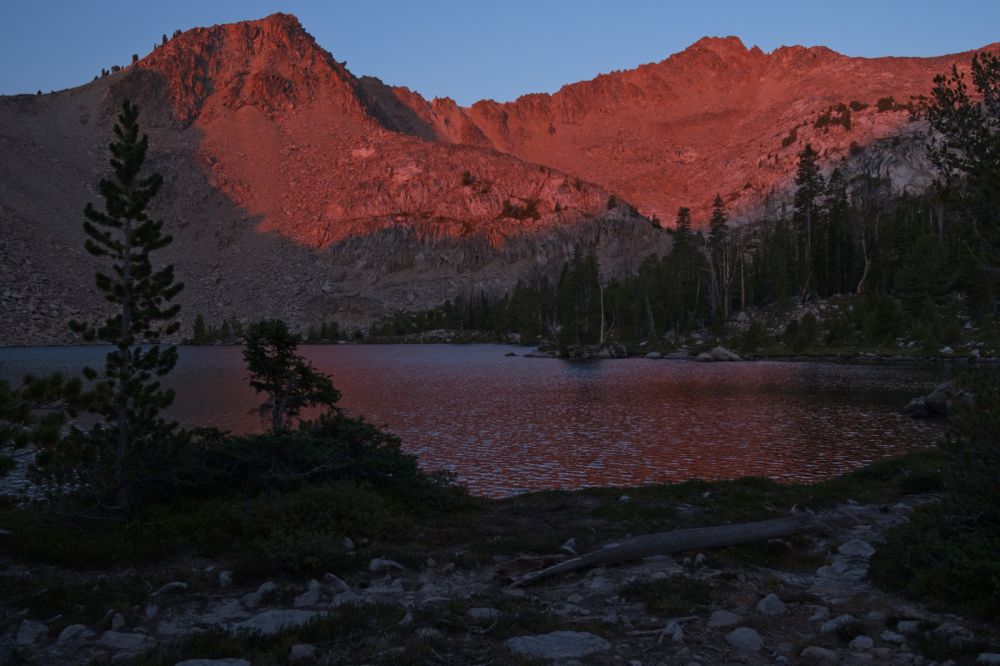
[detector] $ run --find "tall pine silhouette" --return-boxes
[69,100,184,512]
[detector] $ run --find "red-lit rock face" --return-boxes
[373,35,993,223]
[137,15,992,232]
[134,14,620,248]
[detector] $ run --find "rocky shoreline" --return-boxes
[3,495,998,665]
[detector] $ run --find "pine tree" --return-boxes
[707,195,732,320]
[192,314,207,344]
[66,99,184,511]
[243,320,340,433]
[793,144,826,301]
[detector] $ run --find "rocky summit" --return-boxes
[0,13,994,343]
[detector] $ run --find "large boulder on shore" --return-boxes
[696,346,742,362]
[904,382,974,418]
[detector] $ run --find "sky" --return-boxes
[1,1,997,105]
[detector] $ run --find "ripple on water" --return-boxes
[0,344,950,497]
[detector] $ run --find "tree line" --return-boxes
[384,52,998,353]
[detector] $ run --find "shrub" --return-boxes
[872,372,1000,618]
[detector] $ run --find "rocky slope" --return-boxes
[379,36,993,223]
[0,13,993,344]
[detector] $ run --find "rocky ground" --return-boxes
[2,496,998,665]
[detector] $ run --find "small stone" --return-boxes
[896,620,921,636]
[368,558,404,573]
[619,494,630,503]
[726,627,763,653]
[505,631,611,660]
[289,644,317,663]
[467,607,501,623]
[111,612,126,631]
[801,646,839,663]
[850,636,875,650]
[561,537,579,555]
[776,642,794,656]
[16,620,49,646]
[707,609,742,628]
[341,537,355,551]
[880,630,906,644]
[145,604,160,620]
[821,614,857,633]
[175,660,252,666]
[838,539,876,558]
[217,570,234,587]
[756,593,787,616]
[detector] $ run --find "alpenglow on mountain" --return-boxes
[0,13,993,343]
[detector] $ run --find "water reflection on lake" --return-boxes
[0,344,949,497]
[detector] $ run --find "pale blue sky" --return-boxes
[1,1,997,105]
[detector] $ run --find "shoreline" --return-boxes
[2,340,997,366]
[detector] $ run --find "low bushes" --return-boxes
[871,371,1000,618]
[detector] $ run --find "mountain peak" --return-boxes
[135,13,362,123]
[688,36,750,53]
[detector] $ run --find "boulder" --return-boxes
[838,539,876,558]
[902,396,929,417]
[505,631,611,660]
[880,630,906,644]
[800,646,839,664]
[820,614,857,633]
[57,624,96,643]
[15,620,48,646]
[756,593,787,616]
[242,581,277,608]
[231,610,323,636]
[848,635,874,650]
[293,579,322,608]
[323,573,351,594]
[369,558,405,574]
[707,610,742,628]
[726,627,763,652]
[710,346,741,361]
[925,382,952,414]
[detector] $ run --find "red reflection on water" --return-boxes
[0,345,946,497]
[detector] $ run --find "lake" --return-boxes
[0,344,949,497]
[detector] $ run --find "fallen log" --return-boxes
[512,514,815,586]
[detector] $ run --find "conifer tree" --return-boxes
[243,319,340,433]
[926,50,1000,273]
[63,99,184,511]
[793,144,825,300]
